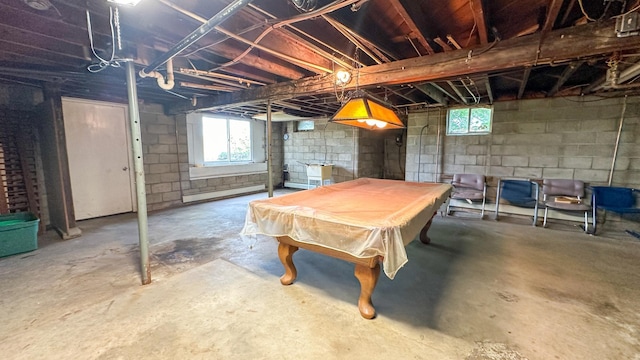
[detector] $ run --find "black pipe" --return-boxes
[142,0,253,74]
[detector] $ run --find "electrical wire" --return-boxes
[577,0,597,21]
[86,7,123,73]
[465,0,478,48]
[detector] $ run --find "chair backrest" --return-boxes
[543,179,584,197]
[452,174,485,191]
[499,179,537,207]
[592,186,636,208]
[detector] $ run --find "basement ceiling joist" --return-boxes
[170,18,640,114]
[1,0,639,114]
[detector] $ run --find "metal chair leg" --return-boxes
[543,207,548,228]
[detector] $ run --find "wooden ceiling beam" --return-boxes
[169,19,640,113]
[470,0,489,45]
[468,0,494,105]
[518,67,532,99]
[434,37,453,52]
[447,81,469,104]
[485,78,494,104]
[208,42,308,80]
[0,42,85,67]
[0,25,88,61]
[547,61,584,96]
[414,83,448,105]
[388,0,434,55]
[560,0,577,26]
[542,0,566,32]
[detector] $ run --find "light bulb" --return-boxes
[364,119,387,128]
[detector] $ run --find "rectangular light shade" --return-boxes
[330,95,405,130]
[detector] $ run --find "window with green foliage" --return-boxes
[446,106,492,135]
[202,117,252,163]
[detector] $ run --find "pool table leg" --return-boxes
[354,263,381,319]
[420,213,436,244]
[278,242,299,285]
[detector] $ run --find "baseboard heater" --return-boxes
[283,181,310,190]
[182,185,265,203]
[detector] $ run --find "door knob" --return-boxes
[122,166,128,171]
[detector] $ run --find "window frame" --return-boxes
[202,116,253,165]
[186,113,266,180]
[446,105,493,136]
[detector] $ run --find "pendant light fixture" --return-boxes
[329,91,405,130]
[329,51,404,130]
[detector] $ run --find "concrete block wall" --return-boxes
[283,120,359,185]
[140,105,282,211]
[406,95,640,191]
[283,120,401,185]
[139,103,183,211]
[357,130,385,179]
[383,129,406,180]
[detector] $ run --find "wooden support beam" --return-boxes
[470,0,489,45]
[547,61,584,96]
[388,0,435,55]
[485,77,494,104]
[542,0,566,32]
[560,0,577,26]
[518,67,532,99]
[169,19,640,113]
[414,83,448,105]
[447,81,469,104]
[434,37,453,51]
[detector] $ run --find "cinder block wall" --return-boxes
[140,104,282,211]
[283,120,400,185]
[406,95,640,191]
[383,129,406,180]
[283,120,358,184]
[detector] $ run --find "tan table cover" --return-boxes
[241,178,451,279]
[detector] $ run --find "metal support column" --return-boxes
[125,61,151,285]
[267,99,274,197]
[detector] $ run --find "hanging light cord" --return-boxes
[86,7,124,73]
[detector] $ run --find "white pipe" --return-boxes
[608,95,627,186]
[139,58,175,90]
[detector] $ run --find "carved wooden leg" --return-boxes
[277,242,299,285]
[420,213,436,244]
[354,263,381,319]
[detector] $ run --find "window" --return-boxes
[186,113,266,179]
[203,117,252,163]
[447,106,492,135]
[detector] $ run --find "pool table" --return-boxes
[241,178,452,319]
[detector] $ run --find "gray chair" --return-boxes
[542,179,590,232]
[447,174,487,218]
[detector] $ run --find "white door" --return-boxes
[62,98,135,220]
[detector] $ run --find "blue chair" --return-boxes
[590,186,640,238]
[495,179,540,226]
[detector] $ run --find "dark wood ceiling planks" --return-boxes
[0,0,638,116]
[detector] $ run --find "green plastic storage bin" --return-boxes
[0,212,39,257]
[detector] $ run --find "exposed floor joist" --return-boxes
[169,19,640,113]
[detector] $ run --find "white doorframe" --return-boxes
[62,97,137,220]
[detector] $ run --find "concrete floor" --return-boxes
[1,190,639,360]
